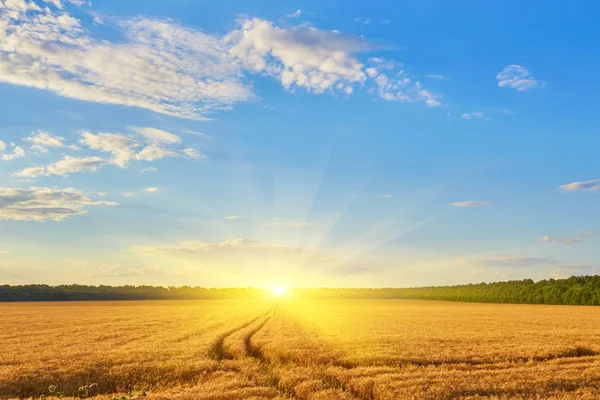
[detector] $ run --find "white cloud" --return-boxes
[23,130,65,148]
[286,9,302,18]
[30,144,48,153]
[354,17,373,25]
[452,201,492,207]
[0,3,440,119]
[460,112,484,120]
[47,156,105,176]
[497,65,545,92]
[226,19,440,106]
[382,194,393,199]
[0,140,6,152]
[182,130,208,137]
[128,126,180,144]
[0,186,117,221]
[224,215,239,220]
[182,148,204,159]
[542,232,596,245]
[13,166,46,178]
[140,167,157,173]
[143,187,159,193]
[80,131,138,167]
[13,156,106,177]
[1,146,25,160]
[426,74,447,80]
[227,18,369,95]
[136,143,177,161]
[80,130,179,166]
[121,191,135,197]
[0,2,253,119]
[365,67,378,78]
[559,179,600,192]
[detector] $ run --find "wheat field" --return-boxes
[2,299,600,399]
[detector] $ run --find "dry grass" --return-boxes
[2,299,600,399]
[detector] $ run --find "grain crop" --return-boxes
[2,299,600,399]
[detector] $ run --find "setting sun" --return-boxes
[271,286,288,297]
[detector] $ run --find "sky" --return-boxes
[1,0,599,288]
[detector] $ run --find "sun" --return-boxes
[271,286,288,297]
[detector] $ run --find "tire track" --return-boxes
[242,306,370,400]
[208,307,273,360]
[211,305,369,399]
[208,304,297,398]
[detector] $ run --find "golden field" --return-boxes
[2,299,600,399]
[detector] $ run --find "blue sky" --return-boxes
[0,0,599,288]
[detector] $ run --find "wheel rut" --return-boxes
[210,304,372,399]
[208,307,273,361]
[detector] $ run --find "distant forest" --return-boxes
[2,276,600,305]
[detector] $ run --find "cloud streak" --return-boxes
[497,65,545,92]
[0,186,117,221]
[452,201,492,207]
[559,179,600,192]
[130,238,367,276]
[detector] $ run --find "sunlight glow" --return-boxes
[271,286,288,297]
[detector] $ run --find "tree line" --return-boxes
[2,275,600,305]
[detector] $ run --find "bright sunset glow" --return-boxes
[271,286,288,297]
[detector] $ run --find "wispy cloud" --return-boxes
[426,74,447,80]
[382,194,393,199]
[559,179,600,192]
[0,187,117,222]
[143,187,160,193]
[460,112,485,120]
[557,237,582,245]
[22,130,67,152]
[130,238,366,276]
[78,129,196,168]
[92,266,167,277]
[354,17,373,24]
[182,148,205,159]
[452,201,492,207]
[121,192,135,197]
[286,9,302,18]
[127,127,180,144]
[224,216,241,220]
[541,232,596,245]
[497,65,545,92]
[13,156,106,177]
[182,130,208,137]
